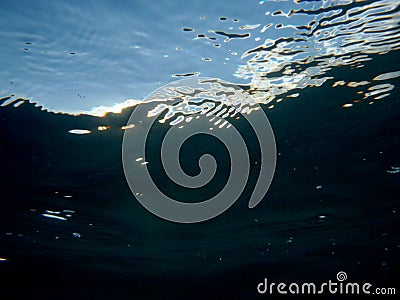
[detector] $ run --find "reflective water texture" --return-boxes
[0,0,399,114]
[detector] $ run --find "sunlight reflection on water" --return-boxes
[0,0,399,116]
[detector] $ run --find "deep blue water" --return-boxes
[1,0,400,299]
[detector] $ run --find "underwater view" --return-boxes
[0,0,399,298]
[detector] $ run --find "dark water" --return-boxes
[1,0,400,299]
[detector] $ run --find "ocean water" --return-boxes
[1,0,399,299]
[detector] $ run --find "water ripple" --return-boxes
[0,0,399,115]
[233,0,400,103]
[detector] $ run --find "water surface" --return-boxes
[0,0,399,299]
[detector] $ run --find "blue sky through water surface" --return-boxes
[0,0,271,112]
[0,0,399,114]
